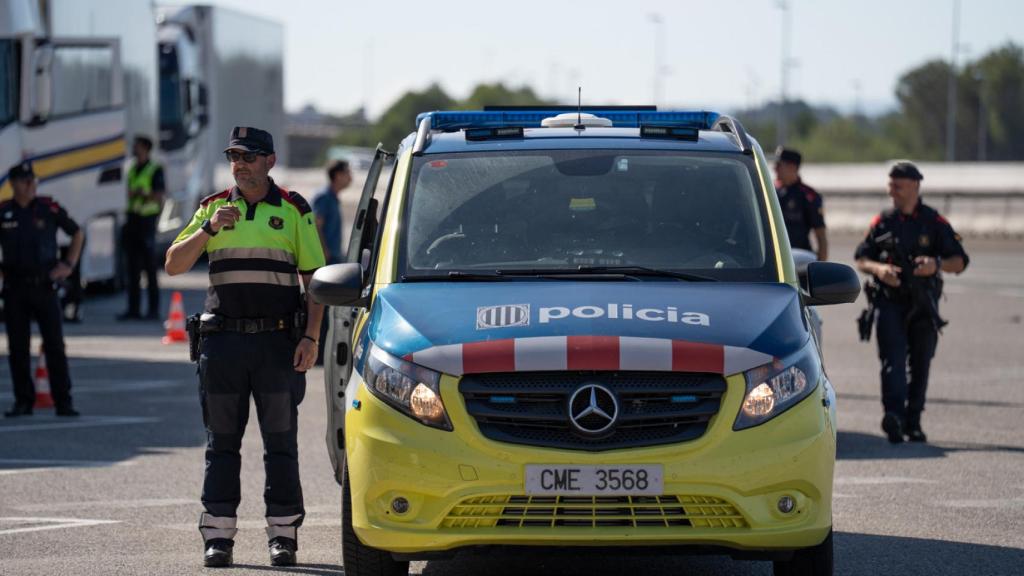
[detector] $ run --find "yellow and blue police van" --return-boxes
[310,107,860,576]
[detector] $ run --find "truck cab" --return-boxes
[310,108,860,576]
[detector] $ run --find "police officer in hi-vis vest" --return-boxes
[165,127,325,568]
[119,135,165,320]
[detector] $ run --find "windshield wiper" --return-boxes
[402,267,716,282]
[401,271,505,282]
[402,269,630,282]
[575,266,717,282]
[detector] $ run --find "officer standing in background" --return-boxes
[774,147,828,261]
[119,136,165,320]
[0,161,83,417]
[165,127,325,568]
[312,159,351,266]
[855,161,968,444]
[311,159,351,364]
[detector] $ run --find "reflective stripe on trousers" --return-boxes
[199,512,238,542]
[266,513,303,542]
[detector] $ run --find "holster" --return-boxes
[186,313,202,362]
[857,281,877,342]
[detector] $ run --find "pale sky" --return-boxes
[205,0,1024,119]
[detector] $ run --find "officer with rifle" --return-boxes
[855,162,968,444]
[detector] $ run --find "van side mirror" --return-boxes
[804,262,861,306]
[309,263,369,307]
[29,44,54,125]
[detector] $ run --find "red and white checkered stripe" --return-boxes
[406,336,772,376]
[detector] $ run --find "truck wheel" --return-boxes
[342,464,409,576]
[773,529,833,576]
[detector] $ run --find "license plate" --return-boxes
[524,465,663,496]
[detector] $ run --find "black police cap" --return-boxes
[7,160,35,181]
[889,161,924,181]
[224,126,274,155]
[774,146,802,166]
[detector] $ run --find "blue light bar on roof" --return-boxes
[415,110,721,131]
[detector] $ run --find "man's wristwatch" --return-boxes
[201,219,218,236]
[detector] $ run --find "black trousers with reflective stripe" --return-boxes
[198,330,306,522]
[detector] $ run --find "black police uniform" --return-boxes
[0,167,80,416]
[855,199,968,436]
[172,127,324,566]
[776,178,825,252]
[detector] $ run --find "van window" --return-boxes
[50,45,115,117]
[403,150,774,282]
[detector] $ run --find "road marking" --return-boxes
[0,416,160,434]
[16,498,194,512]
[0,459,134,476]
[835,476,939,485]
[0,380,183,401]
[161,516,341,531]
[0,517,120,536]
[941,498,1024,509]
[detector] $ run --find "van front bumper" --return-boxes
[344,372,835,555]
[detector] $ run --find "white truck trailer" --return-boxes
[156,4,286,237]
[0,0,158,288]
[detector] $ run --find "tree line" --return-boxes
[335,43,1024,162]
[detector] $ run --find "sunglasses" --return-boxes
[225,150,268,163]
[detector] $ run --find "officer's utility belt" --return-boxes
[200,314,297,334]
[4,273,57,287]
[187,312,307,362]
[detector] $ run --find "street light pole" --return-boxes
[976,70,987,161]
[649,13,664,107]
[777,0,790,147]
[945,0,961,162]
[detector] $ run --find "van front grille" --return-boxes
[441,495,747,529]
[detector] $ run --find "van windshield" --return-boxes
[401,150,776,282]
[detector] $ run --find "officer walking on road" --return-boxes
[0,161,83,417]
[774,147,828,261]
[119,136,165,320]
[165,127,325,567]
[855,161,968,444]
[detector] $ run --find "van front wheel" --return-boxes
[773,529,833,576]
[342,464,410,576]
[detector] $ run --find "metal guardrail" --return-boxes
[821,190,1024,236]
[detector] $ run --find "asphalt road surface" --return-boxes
[1,233,1022,575]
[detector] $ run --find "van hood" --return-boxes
[360,281,807,376]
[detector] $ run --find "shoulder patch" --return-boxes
[935,213,950,226]
[36,196,61,213]
[870,213,882,228]
[200,189,232,207]
[281,190,313,216]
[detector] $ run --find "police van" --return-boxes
[310,107,860,576]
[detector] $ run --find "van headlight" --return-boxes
[734,339,821,430]
[363,343,452,431]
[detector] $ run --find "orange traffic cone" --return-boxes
[162,291,187,344]
[34,344,54,409]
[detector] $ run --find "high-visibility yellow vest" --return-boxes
[127,161,162,217]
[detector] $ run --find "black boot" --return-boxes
[4,403,33,418]
[881,412,904,444]
[203,539,233,568]
[905,415,927,442]
[269,537,297,566]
